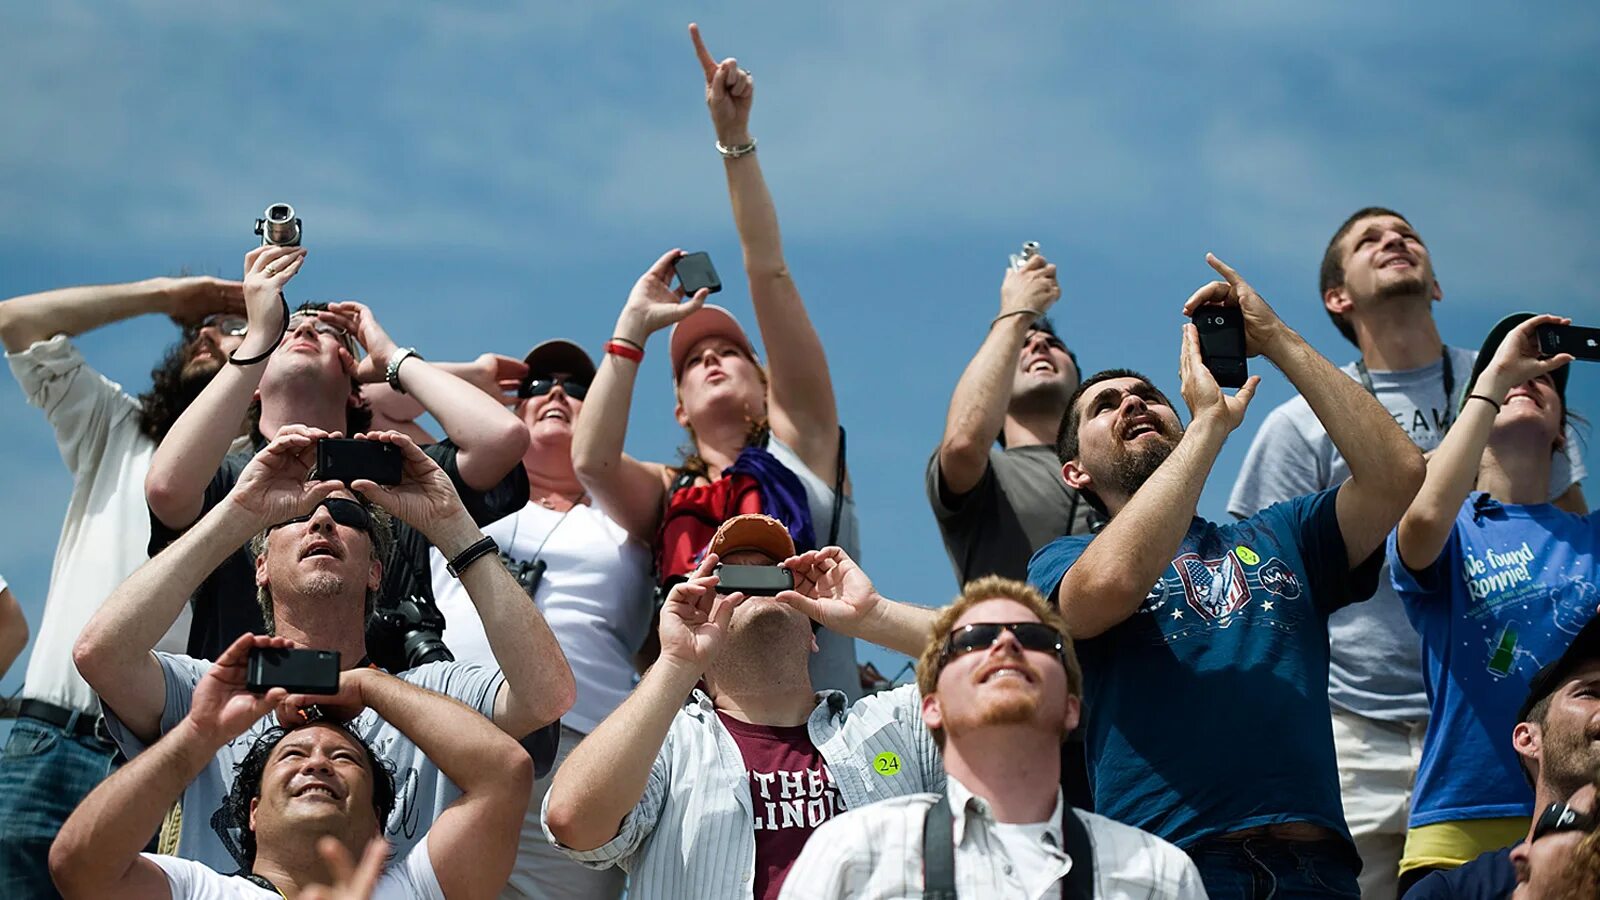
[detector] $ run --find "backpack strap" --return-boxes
[921,793,958,900]
[1060,807,1095,900]
[827,426,847,546]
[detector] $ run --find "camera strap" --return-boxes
[240,872,285,896]
[1354,349,1454,430]
[828,426,847,547]
[921,792,1094,899]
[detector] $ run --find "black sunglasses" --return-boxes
[518,377,589,401]
[1532,800,1596,842]
[942,622,1066,665]
[267,498,373,535]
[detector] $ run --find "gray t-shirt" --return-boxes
[103,653,504,873]
[1228,347,1584,722]
[926,444,1100,586]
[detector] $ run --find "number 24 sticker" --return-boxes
[874,752,901,775]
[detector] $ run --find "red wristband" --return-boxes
[605,340,644,363]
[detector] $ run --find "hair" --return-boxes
[1320,206,1411,347]
[223,722,397,868]
[249,499,394,633]
[1052,368,1173,518]
[915,576,1081,749]
[672,349,772,482]
[136,330,216,442]
[247,301,373,440]
[997,317,1081,450]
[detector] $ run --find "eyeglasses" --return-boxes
[941,622,1067,665]
[518,378,589,401]
[267,498,373,535]
[196,314,249,337]
[1532,800,1596,842]
[287,312,359,355]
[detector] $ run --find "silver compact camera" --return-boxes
[254,203,302,247]
[1009,240,1040,271]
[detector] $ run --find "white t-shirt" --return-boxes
[429,501,652,734]
[6,335,191,713]
[146,833,444,899]
[991,820,1061,899]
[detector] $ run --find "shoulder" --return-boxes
[821,791,938,835]
[1078,809,1185,858]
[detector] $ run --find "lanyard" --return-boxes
[1354,349,1455,430]
[241,873,285,896]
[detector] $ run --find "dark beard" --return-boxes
[1108,437,1176,498]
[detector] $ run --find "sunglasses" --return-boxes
[267,498,373,535]
[1532,800,1596,843]
[287,312,360,355]
[941,622,1067,665]
[196,314,249,337]
[518,377,589,401]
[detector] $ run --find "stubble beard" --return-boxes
[1108,435,1177,497]
[1539,725,1600,798]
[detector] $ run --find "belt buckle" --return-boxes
[93,715,113,745]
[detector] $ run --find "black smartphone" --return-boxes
[674,251,722,296]
[1537,323,1600,362]
[316,438,402,485]
[715,564,794,596]
[247,647,341,695]
[1191,306,1249,388]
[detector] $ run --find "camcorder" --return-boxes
[1009,241,1040,271]
[255,202,302,247]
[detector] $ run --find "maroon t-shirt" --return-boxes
[717,712,843,900]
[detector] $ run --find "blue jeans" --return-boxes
[0,716,119,899]
[1187,836,1361,899]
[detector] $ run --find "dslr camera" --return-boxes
[255,203,303,247]
[366,594,453,671]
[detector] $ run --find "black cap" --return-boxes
[1464,313,1569,412]
[1519,616,1600,723]
[522,340,596,386]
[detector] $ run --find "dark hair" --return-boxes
[1320,207,1411,347]
[223,722,396,868]
[248,301,372,439]
[136,331,217,442]
[1053,368,1171,518]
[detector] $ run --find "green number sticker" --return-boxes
[1235,546,1260,566]
[873,751,902,776]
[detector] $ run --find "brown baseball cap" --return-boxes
[707,513,795,562]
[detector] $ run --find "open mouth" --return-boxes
[537,407,570,423]
[1379,255,1416,270]
[293,782,342,801]
[300,541,341,561]
[977,662,1035,685]
[1122,418,1161,440]
[1026,358,1055,375]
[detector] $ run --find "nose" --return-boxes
[1119,392,1148,415]
[307,504,338,533]
[291,316,321,340]
[988,627,1026,657]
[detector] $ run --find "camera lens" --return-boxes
[266,204,292,222]
[1212,316,1224,325]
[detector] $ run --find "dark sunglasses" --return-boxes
[1532,800,1596,842]
[518,377,589,401]
[267,498,373,535]
[942,622,1066,665]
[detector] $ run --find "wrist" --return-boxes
[1474,371,1515,402]
[613,312,651,346]
[653,652,706,687]
[428,513,485,559]
[173,714,232,757]
[1257,322,1302,362]
[717,130,754,150]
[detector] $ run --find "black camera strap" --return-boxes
[240,872,285,896]
[828,426,847,546]
[1354,349,1455,427]
[921,792,1094,899]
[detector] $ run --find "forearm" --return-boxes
[0,588,27,678]
[0,280,172,352]
[1396,394,1498,567]
[438,516,576,734]
[570,328,663,541]
[1061,418,1229,636]
[401,360,528,490]
[940,317,1030,488]
[359,670,528,796]
[50,718,217,895]
[852,597,940,657]
[146,366,262,527]
[545,656,699,850]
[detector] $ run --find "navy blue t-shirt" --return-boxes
[1402,846,1515,899]
[1027,486,1380,849]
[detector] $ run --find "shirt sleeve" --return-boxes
[1272,486,1382,614]
[925,446,996,523]
[383,833,447,900]
[406,661,505,719]
[1172,851,1211,899]
[147,453,246,556]
[7,335,143,477]
[1387,498,1468,598]
[1554,426,1586,495]
[424,440,530,528]
[1027,535,1093,608]
[1227,403,1329,519]
[540,730,671,871]
[100,652,208,760]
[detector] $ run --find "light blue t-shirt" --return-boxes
[1389,494,1600,826]
[1028,487,1378,850]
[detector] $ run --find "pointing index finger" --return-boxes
[1206,253,1244,288]
[689,23,717,79]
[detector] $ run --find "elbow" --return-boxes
[541,786,588,850]
[505,743,535,797]
[745,260,793,284]
[144,469,191,529]
[0,301,24,352]
[485,416,531,464]
[72,630,109,691]
[48,828,91,897]
[539,670,578,731]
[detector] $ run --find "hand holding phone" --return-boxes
[1537,323,1600,362]
[1191,306,1249,388]
[247,647,341,695]
[316,438,402,486]
[674,251,722,296]
[714,564,794,596]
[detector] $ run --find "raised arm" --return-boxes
[349,432,574,736]
[308,666,534,900]
[146,247,302,529]
[939,255,1061,495]
[1199,255,1425,567]
[51,633,293,900]
[77,427,337,742]
[1395,315,1572,569]
[573,250,709,542]
[1055,326,1257,638]
[0,276,242,353]
[544,555,740,852]
[780,547,939,657]
[0,583,28,680]
[322,303,529,491]
[689,24,840,478]
[363,353,528,443]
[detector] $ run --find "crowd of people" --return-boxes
[0,21,1596,900]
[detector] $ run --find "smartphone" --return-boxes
[247,647,341,695]
[1191,306,1248,388]
[1537,323,1600,362]
[316,438,402,485]
[715,564,794,596]
[674,251,722,296]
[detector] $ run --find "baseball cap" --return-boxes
[707,513,795,562]
[522,339,596,385]
[1465,313,1569,413]
[669,304,757,381]
[1519,616,1600,723]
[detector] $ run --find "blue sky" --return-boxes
[2,2,1598,705]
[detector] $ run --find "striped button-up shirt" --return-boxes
[541,684,943,900]
[779,776,1210,900]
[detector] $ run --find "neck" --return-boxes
[274,596,369,666]
[708,650,815,727]
[943,730,1062,823]
[1351,301,1442,371]
[1001,410,1060,449]
[1530,777,1568,842]
[692,417,753,478]
[260,391,349,440]
[1479,442,1555,505]
[250,843,333,899]
[524,450,586,507]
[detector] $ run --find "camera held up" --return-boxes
[1009,240,1040,272]
[255,203,303,247]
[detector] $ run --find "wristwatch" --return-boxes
[386,347,423,394]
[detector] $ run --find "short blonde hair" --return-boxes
[915,576,1082,747]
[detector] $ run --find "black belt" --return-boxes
[16,699,112,742]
